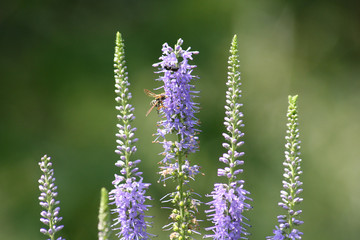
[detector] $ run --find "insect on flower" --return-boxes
[164,65,179,72]
[144,89,166,117]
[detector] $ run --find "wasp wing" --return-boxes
[144,89,157,97]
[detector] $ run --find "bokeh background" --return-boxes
[1,0,360,239]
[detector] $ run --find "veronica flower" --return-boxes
[38,154,65,240]
[153,39,201,239]
[109,32,152,240]
[267,95,304,240]
[205,35,252,240]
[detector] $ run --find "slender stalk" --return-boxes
[267,95,304,240]
[38,155,65,240]
[205,35,251,240]
[109,32,152,240]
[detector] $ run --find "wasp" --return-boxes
[144,89,166,116]
[164,65,179,72]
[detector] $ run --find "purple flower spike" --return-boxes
[109,32,152,240]
[153,39,201,239]
[267,95,304,240]
[153,38,200,163]
[205,35,252,239]
[38,155,65,240]
[111,178,152,240]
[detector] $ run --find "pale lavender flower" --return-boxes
[38,154,65,240]
[267,95,304,240]
[109,32,152,240]
[205,35,252,240]
[153,39,201,239]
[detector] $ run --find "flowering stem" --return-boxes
[283,95,303,236]
[110,32,152,240]
[153,39,201,239]
[267,95,303,240]
[205,35,251,240]
[38,155,65,240]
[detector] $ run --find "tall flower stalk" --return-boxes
[153,39,201,240]
[38,154,65,240]
[205,35,252,240]
[109,32,152,240]
[267,95,304,240]
[98,188,111,240]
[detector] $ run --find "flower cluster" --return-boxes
[267,95,304,240]
[205,35,252,240]
[153,38,200,164]
[38,154,65,240]
[153,39,201,239]
[109,32,152,240]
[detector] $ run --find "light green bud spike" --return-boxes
[98,187,111,240]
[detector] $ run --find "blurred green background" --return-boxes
[1,0,360,239]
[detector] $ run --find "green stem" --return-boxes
[177,135,186,239]
[228,69,239,186]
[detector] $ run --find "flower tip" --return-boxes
[232,34,238,42]
[115,32,123,44]
[176,38,184,46]
[288,95,298,103]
